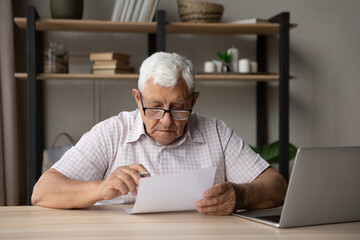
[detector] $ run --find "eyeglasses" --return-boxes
[139,92,192,120]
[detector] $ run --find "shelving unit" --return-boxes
[14,6,296,205]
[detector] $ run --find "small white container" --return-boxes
[250,61,258,73]
[227,47,239,72]
[238,59,250,73]
[204,61,216,73]
[212,60,222,73]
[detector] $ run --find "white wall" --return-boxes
[14,0,360,149]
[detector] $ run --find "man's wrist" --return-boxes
[232,183,246,212]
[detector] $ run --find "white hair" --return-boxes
[138,52,195,95]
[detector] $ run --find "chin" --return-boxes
[153,132,178,145]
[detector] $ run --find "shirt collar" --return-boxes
[185,113,205,143]
[125,110,146,143]
[125,110,205,145]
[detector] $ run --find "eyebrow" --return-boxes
[148,102,186,109]
[146,98,188,105]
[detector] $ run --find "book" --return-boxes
[131,0,144,22]
[229,18,270,24]
[92,69,134,74]
[145,0,157,22]
[111,0,125,21]
[147,0,159,22]
[125,0,137,22]
[93,59,130,65]
[138,0,152,22]
[89,52,130,61]
[120,0,129,21]
[92,64,135,71]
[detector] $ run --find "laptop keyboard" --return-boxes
[257,215,281,223]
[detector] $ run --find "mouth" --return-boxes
[157,129,175,132]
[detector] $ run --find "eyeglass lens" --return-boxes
[145,109,190,120]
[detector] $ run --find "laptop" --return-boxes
[232,146,360,228]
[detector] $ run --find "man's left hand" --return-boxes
[196,182,241,215]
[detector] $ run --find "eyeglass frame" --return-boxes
[139,91,193,120]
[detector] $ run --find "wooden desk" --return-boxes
[1,205,359,239]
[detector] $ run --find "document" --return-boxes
[125,167,217,214]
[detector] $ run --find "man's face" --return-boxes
[133,79,199,145]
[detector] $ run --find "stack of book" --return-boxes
[90,52,135,75]
[111,0,160,22]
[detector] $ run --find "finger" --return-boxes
[196,183,236,215]
[120,167,143,185]
[196,189,234,208]
[113,169,137,195]
[129,164,149,175]
[108,176,130,196]
[197,200,234,216]
[121,169,140,196]
[100,179,122,200]
[204,182,232,198]
[110,165,145,195]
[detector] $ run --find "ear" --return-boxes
[192,92,200,106]
[132,89,142,108]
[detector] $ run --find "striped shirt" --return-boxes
[52,109,269,205]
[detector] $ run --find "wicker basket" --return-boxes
[177,0,224,23]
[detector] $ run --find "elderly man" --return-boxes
[32,52,287,215]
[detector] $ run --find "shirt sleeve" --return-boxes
[52,120,115,181]
[217,120,270,183]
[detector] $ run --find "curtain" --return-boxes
[0,0,21,206]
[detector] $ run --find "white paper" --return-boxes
[125,167,217,214]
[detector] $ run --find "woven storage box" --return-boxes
[178,0,224,23]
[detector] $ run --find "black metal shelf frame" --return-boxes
[257,12,290,182]
[25,6,291,205]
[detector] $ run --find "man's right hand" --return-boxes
[98,164,150,200]
[32,164,150,209]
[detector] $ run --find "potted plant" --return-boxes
[217,51,232,72]
[250,141,298,175]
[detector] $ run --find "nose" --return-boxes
[159,111,173,127]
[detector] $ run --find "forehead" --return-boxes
[142,79,190,102]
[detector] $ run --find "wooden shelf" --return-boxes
[15,73,139,80]
[14,18,157,33]
[14,18,297,35]
[15,73,295,82]
[195,74,295,81]
[166,22,297,35]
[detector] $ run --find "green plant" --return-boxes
[250,141,298,164]
[217,52,232,63]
